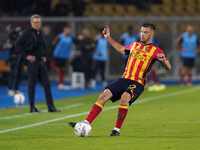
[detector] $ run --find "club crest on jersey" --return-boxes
[145,47,149,51]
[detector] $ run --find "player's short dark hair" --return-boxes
[30,14,41,21]
[142,23,155,31]
[127,25,133,31]
[99,27,104,32]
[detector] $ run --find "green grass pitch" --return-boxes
[0,86,200,150]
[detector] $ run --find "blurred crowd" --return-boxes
[0,0,88,17]
[0,0,163,17]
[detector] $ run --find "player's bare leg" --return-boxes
[68,89,112,128]
[109,92,131,136]
[84,89,112,123]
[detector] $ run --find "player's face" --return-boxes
[64,27,71,35]
[82,28,90,37]
[43,26,50,36]
[140,27,154,44]
[186,25,194,35]
[31,18,41,31]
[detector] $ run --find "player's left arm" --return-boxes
[157,53,171,70]
[194,37,200,53]
[102,26,125,54]
[52,34,60,46]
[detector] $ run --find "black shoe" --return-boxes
[30,107,41,113]
[68,122,77,128]
[48,107,61,112]
[109,130,120,136]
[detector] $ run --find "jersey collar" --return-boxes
[140,42,153,46]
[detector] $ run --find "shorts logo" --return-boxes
[128,84,136,92]
[128,84,136,98]
[117,113,124,120]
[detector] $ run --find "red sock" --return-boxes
[115,105,128,129]
[85,102,104,124]
[51,60,56,72]
[188,71,192,83]
[152,70,158,84]
[180,70,185,84]
[59,70,65,84]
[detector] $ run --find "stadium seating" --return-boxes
[81,0,200,33]
[84,0,200,17]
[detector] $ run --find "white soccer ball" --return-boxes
[14,94,25,104]
[74,121,92,137]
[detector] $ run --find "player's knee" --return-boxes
[97,89,111,105]
[120,93,131,105]
[97,93,107,104]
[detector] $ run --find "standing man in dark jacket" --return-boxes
[15,14,60,113]
[79,28,95,89]
[3,26,23,96]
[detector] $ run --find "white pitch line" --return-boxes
[0,86,200,134]
[40,121,200,126]
[0,103,83,120]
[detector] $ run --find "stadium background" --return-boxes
[0,0,200,85]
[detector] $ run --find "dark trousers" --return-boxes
[8,61,16,90]
[92,60,106,81]
[14,56,24,90]
[8,56,23,90]
[26,60,54,110]
[82,58,92,88]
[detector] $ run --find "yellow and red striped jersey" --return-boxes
[122,42,169,86]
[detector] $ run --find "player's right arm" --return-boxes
[175,34,185,52]
[52,34,60,46]
[102,26,125,55]
[118,35,124,45]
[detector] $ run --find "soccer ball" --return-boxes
[74,121,92,137]
[14,94,25,104]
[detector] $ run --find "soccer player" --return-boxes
[69,23,171,136]
[52,26,79,90]
[175,24,200,85]
[91,28,108,89]
[79,28,95,89]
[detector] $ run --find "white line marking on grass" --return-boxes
[0,103,83,120]
[0,111,90,134]
[0,86,200,134]
[41,121,200,126]
[134,86,200,104]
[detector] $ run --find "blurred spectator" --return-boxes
[3,26,23,96]
[119,25,137,65]
[42,25,54,71]
[54,0,71,16]
[52,26,79,90]
[91,28,108,89]
[79,28,95,89]
[0,0,52,16]
[175,24,200,86]
[72,0,87,16]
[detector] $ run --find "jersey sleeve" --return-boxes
[123,42,135,55]
[154,47,169,66]
[124,42,134,50]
